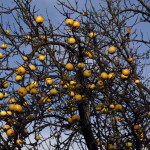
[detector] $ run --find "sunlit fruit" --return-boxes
[101,108,107,113]
[68,37,76,45]
[118,117,123,122]
[69,91,75,97]
[45,78,53,85]
[125,142,132,148]
[18,87,27,96]
[3,124,10,131]
[72,114,79,122]
[39,55,45,61]
[73,21,80,29]
[70,80,76,85]
[0,53,3,59]
[89,32,96,38]
[7,129,14,136]
[0,93,4,99]
[3,92,8,98]
[14,104,22,112]
[115,104,122,112]
[88,52,94,58]
[1,43,7,49]
[135,79,140,84]
[97,80,104,86]
[66,18,74,26]
[6,111,12,116]
[30,88,37,95]
[0,111,7,116]
[134,125,140,130]
[49,89,58,96]
[77,62,85,69]
[35,135,40,140]
[108,73,115,79]
[65,63,73,71]
[15,75,23,81]
[2,81,8,88]
[88,83,95,89]
[29,65,36,71]
[128,57,133,62]
[82,12,86,16]
[9,104,15,111]
[101,72,108,79]
[68,118,73,124]
[31,81,38,88]
[42,35,49,41]
[73,94,82,102]
[121,74,128,79]
[148,112,150,117]
[122,69,130,76]
[109,104,115,109]
[5,30,9,34]
[16,66,26,75]
[108,46,116,54]
[83,70,91,77]
[16,139,22,145]
[36,16,44,24]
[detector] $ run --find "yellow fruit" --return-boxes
[30,88,37,95]
[5,30,9,35]
[0,93,4,99]
[82,12,86,16]
[108,46,116,54]
[88,83,95,89]
[14,104,22,112]
[0,53,3,59]
[45,78,53,85]
[47,108,51,111]
[65,63,74,71]
[6,111,12,116]
[26,36,32,42]
[35,135,40,140]
[31,81,38,88]
[29,65,36,71]
[77,62,85,69]
[66,18,74,26]
[42,36,49,41]
[118,117,123,122]
[83,70,91,77]
[68,37,76,45]
[108,73,115,80]
[70,80,76,85]
[68,91,75,97]
[2,81,8,88]
[121,74,128,79]
[128,57,133,62]
[115,104,122,112]
[68,28,72,32]
[73,94,82,102]
[9,104,15,111]
[109,104,115,109]
[134,125,140,130]
[0,111,7,116]
[148,112,150,117]
[125,142,132,148]
[49,89,58,96]
[72,114,79,122]
[7,129,15,136]
[15,75,23,81]
[73,21,80,29]
[89,32,96,38]
[122,69,130,76]
[3,124,10,131]
[36,16,44,24]
[39,55,45,61]
[97,80,104,86]
[3,92,8,98]
[16,139,22,145]
[68,118,73,124]
[101,72,108,79]
[18,87,27,96]
[1,43,7,49]
[101,108,107,113]
[16,66,26,75]
[135,79,140,84]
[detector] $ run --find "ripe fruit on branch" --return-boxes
[68,118,73,124]
[108,46,116,54]
[14,104,22,112]
[36,16,44,24]
[108,73,115,80]
[18,87,27,96]
[121,74,128,79]
[0,53,3,59]
[125,142,132,148]
[109,104,115,109]
[45,78,53,85]
[35,135,40,140]
[16,139,22,145]
[0,93,4,99]
[15,75,23,81]
[30,88,37,95]
[100,72,108,79]
[88,83,95,89]
[1,43,7,49]
[73,94,82,102]
[148,112,150,117]
[2,81,8,88]
[128,57,133,62]
[8,98,15,104]
[29,65,36,71]
[135,79,140,84]
[83,70,91,77]
[5,30,9,35]
[68,37,76,44]
[72,114,79,122]
[134,125,140,130]
[115,104,122,112]
[7,129,14,136]
[42,36,49,41]
[122,69,130,76]
[39,55,45,61]
[49,89,58,96]
[26,36,31,42]
[89,32,96,38]
[9,104,15,111]
[16,66,26,75]
[3,124,10,132]
[66,18,74,26]
[97,80,104,86]
[77,62,85,69]
[73,21,80,29]
[0,111,7,116]
[65,63,73,71]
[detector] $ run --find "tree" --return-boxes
[0,0,150,149]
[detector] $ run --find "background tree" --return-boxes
[0,0,150,150]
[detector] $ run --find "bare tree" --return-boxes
[0,0,150,150]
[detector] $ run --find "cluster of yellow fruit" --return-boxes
[68,114,80,124]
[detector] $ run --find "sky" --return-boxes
[0,0,150,149]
